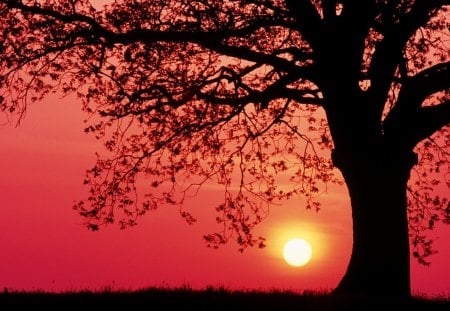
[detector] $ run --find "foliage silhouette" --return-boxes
[0,0,449,298]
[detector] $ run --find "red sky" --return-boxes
[0,94,449,296]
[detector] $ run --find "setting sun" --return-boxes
[283,238,313,267]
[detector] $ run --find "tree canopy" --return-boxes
[0,0,449,260]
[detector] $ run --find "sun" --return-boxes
[283,238,312,267]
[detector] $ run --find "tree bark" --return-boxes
[331,146,418,298]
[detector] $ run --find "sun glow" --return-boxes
[283,238,313,267]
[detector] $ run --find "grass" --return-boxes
[0,286,449,310]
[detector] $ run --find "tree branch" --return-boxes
[368,0,448,113]
[197,89,322,107]
[119,30,317,79]
[412,100,450,144]
[332,0,376,82]
[340,0,377,23]
[2,0,313,80]
[4,0,107,33]
[284,0,323,51]
[398,61,450,109]
[384,61,450,148]
[198,72,323,107]
[322,0,337,24]
[384,99,450,154]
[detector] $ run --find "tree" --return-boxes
[1,0,449,298]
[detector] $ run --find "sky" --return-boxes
[0,94,449,296]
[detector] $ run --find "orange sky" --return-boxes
[0,94,449,295]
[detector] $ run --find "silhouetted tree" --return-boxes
[1,0,449,298]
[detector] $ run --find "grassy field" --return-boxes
[0,287,449,310]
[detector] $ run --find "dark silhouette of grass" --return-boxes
[0,287,449,310]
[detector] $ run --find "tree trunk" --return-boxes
[331,147,418,299]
